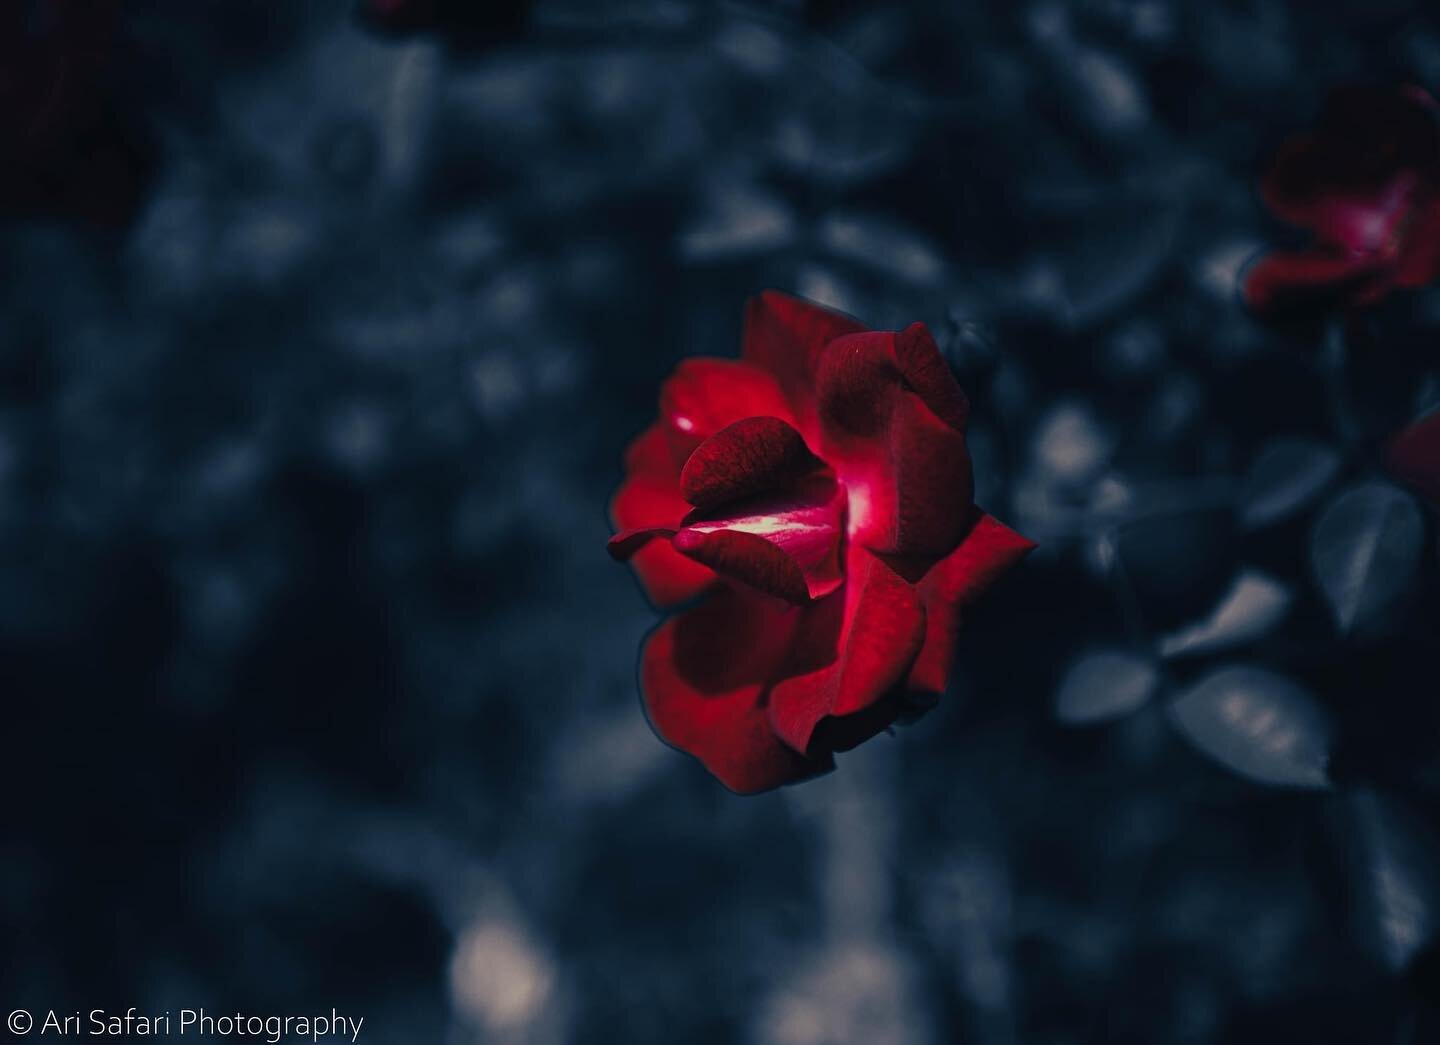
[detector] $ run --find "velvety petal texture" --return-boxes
[609,424,716,607]
[742,290,867,441]
[642,591,832,794]
[607,361,799,607]
[680,416,823,510]
[1245,86,1440,315]
[907,511,1039,696]
[767,546,926,755]
[815,324,973,556]
[612,292,1034,792]
[659,358,795,463]
[612,475,845,603]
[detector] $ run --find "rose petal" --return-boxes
[894,322,971,430]
[815,325,975,556]
[809,692,912,755]
[609,473,715,607]
[680,415,824,511]
[658,358,795,467]
[1242,250,1390,315]
[607,526,677,561]
[741,290,867,441]
[674,475,846,603]
[611,361,813,608]
[623,422,678,479]
[906,510,1038,696]
[641,590,833,794]
[671,530,812,605]
[767,546,926,755]
[1387,410,1440,507]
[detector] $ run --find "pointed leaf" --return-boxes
[1323,790,1440,973]
[1169,665,1331,789]
[1053,649,1159,726]
[1158,569,1293,659]
[1310,481,1425,634]
[1239,437,1342,529]
[1054,206,1177,329]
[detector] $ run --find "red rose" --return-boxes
[1388,409,1440,508]
[608,292,1035,793]
[1244,86,1440,315]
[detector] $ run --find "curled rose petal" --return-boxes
[767,546,926,755]
[816,325,974,556]
[610,424,715,607]
[680,416,824,510]
[641,590,833,794]
[609,476,715,607]
[741,290,867,441]
[671,529,813,605]
[678,476,846,600]
[612,475,846,604]
[607,526,677,561]
[906,511,1039,696]
[658,358,795,467]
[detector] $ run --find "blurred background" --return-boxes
[4,0,1440,1042]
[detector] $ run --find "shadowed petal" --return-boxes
[1395,198,1440,287]
[767,546,926,755]
[607,526,677,560]
[741,290,867,440]
[1242,250,1389,315]
[907,510,1037,696]
[1249,87,1440,312]
[816,325,974,556]
[641,590,833,794]
[675,475,846,603]
[609,474,715,607]
[613,476,847,604]
[680,415,824,510]
[671,530,812,604]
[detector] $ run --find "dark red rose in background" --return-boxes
[608,292,1035,793]
[0,0,156,228]
[1388,409,1440,508]
[1244,86,1440,316]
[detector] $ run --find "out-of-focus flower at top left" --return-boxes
[1244,86,1440,317]
[0,0,156,228]
[608,292,1035,794]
